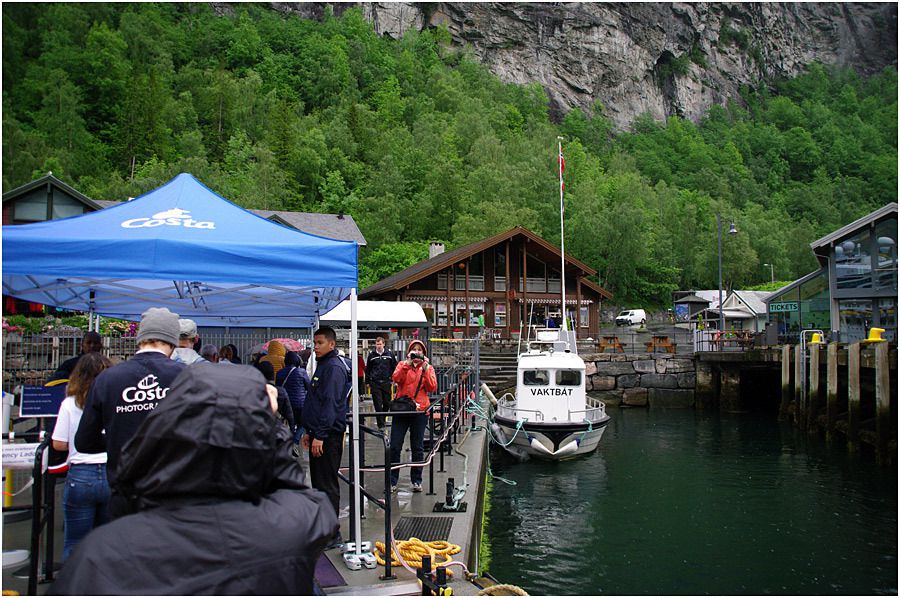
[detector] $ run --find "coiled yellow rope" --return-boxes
[374,537,461,577]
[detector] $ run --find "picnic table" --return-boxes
[598,335,625,353]
[645,334,676,353]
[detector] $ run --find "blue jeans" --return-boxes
[390,412,427,486]
[63,463,111,561]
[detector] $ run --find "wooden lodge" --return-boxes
[360,227,611,339]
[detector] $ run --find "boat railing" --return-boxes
[496,398,545,422]
[568,401,608,423]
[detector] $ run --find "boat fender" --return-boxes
[554,440,579,458]
[490,423,507,444]
[481,383,499,407]
[528,437,554,455]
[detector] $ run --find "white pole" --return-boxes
[349,287,362,555]
[558,137,568,333]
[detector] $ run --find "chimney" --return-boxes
[429,242,445,259]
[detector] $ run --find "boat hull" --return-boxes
[493,414,609,460]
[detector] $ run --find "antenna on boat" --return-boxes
[557,136,569,346]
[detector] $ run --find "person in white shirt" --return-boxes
[52,352,114,561]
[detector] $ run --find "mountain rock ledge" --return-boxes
[265,2,898,128]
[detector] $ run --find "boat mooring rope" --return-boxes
[476,583,530,596]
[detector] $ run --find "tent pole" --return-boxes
[349,288,362,555]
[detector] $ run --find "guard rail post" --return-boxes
[28,437,49,596]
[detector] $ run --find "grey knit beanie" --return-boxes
[136,307,180,346]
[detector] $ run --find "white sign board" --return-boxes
[2,442,47,472]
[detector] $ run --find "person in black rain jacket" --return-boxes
[51,363,337,596]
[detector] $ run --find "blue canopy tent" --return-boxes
[2,173,357,327]
[3,173,371,561]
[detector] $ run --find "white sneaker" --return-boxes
[412,482,423,493]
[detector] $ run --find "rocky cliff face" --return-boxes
[360,2,897,128]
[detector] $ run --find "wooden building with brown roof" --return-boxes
[360,227,611,338]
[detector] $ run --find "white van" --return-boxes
[615,309,646,326]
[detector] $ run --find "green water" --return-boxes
[486,409,897,595]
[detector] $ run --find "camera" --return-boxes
[408,351,424,361]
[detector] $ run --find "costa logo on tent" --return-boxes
[121,208,215,230]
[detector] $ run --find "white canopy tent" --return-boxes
[320,300,429,330]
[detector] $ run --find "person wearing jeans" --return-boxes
[62,464,111,560]
[389,340,437,492]
[52,352,114,560]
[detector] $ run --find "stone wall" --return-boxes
[583,353,696,408]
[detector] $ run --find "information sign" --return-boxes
[769,301,799,313]
[20,385,67,418]
[2,442,46,471]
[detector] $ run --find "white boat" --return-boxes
[491,329,610,459]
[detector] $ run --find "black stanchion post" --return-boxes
[427,410,436,496]
[43,473,56,581]
[28,439,47,596]
[438,401,446,473]
[380,430,395,581]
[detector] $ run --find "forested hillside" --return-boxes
[3,4,896,304]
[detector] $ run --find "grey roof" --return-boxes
[764,269,824,303]
[92,201,366,245]
[810,203,897,250]
[731,290,770,316]
[674,293,709,304]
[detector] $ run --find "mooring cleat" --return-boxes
[342,552,363,571]
[359,552,378,569]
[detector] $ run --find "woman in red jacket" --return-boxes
[389,340,437,492]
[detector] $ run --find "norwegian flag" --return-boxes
[558,144,566,211]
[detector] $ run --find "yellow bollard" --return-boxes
[862,327,886,344]
[808,333,823,345]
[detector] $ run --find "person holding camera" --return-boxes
[389,340,437,492]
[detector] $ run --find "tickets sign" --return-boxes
[769,301,799,313]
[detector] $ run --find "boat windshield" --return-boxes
[522,370,550,386]
[556,370,582,386]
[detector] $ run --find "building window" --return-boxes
[835,230,873,290]
[14,195,48,222]
[580,306,589,328]
[437,302,448,326]
[548,269,561,293]
[52,194,85,219]
[437,273,448,290]
[520,254,547,293]
[839,299,873,343]
[421,301,435,325]
[877,297,896,341]
[494,247,506,291]
[875,218,897,292]
[495,302,507,327]
[798,270,830,331]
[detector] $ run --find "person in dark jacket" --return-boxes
[302,326,351,549]
[365,336,397,430]
[75,307,184,518]
[276,351,310,444]
[47,332,103,383]
[50,363,337,596]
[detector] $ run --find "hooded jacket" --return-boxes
[51,363,336,596]
[260,340,287,375]
[392,341,437,412]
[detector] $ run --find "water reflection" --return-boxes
[488,409,897,595]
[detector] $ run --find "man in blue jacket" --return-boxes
[75,307,185,518]
[302,326,351,549]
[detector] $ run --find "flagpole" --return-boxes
[558,137,567,333]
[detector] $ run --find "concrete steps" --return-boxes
[479,349,518,392]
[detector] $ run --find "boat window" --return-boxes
[556,370,581,386]
[522,370,549,386]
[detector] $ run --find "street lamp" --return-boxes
[717,215,738,338]
[763,262,774,283]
